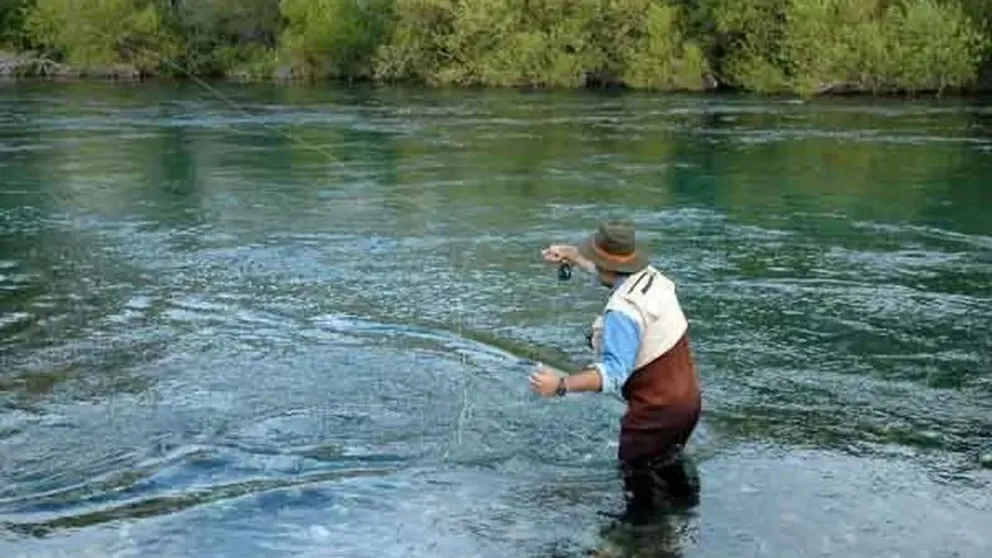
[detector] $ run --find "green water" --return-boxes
[0,82,990,557]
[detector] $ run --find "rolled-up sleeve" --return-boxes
[594,310,642,394]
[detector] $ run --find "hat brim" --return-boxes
[579,234,649,274]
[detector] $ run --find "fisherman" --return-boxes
[530,219,702,516]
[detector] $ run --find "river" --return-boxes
[1,82,990,557]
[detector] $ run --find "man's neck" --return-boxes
[610,274,629,294]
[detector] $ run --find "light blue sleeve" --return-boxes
[595,309,642,394]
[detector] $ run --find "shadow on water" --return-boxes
[530,515,699,558]
[589,512,700,558]
[1,467,393,538]
[146,125,207,229]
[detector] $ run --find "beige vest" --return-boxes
[589,266,689,370]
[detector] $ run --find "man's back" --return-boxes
[603,265,690,372]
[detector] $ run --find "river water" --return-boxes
[1,82,990,557]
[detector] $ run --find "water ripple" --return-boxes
[2,84,990,557]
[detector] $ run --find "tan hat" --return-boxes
[578,220,649,274]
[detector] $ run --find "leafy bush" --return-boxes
[374,0,710,89]
[619,2,711,90]
[4,0,990,93]
[701,0,988,95]
[278,0,394,80]
[1,0,32,48]
[782,0,987,95]
[23,0,181,73]
[171,0,283,77]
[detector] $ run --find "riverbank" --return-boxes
[0,51,142,80]
[3,0,992,98]
[3,52,991,99]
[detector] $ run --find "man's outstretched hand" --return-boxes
[542,243,596,274]
[529,365,563,398]
[541,244,579,265]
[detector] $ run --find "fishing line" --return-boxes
[57,19,595,461]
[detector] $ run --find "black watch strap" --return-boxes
[555,376,567,397]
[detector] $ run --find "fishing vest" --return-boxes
[589,266,701,461]
[589,265,689,370]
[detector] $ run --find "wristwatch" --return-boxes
[555,376,567,397]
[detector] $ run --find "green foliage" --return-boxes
[374,0,595,87]
[699,0,988,95]
[879,0,987,93]
[949,0,992,87]
[23,0,181,73]
[480,0,599,88]
[278,0,394,80]
[703,0,791,91]
[780,0,987,95]
[171,0,283,77]
[619,2,710,90]
[1,0,32,48]
[217,43,279,80]
[374,0,710,89]
[3,0,990,93]
[960,0,992,30]
[370,0,454,85]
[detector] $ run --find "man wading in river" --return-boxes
[530,219,702,516]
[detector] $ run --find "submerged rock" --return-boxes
[980,453,992,468]
[80,64,141,80]
[0,51,137,80]
[581,68,720,92]
[0,51,45,78]
[273,65,293,81]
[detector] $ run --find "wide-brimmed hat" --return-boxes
[578,219,649,274]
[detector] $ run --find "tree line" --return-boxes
[2,0,991,95]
